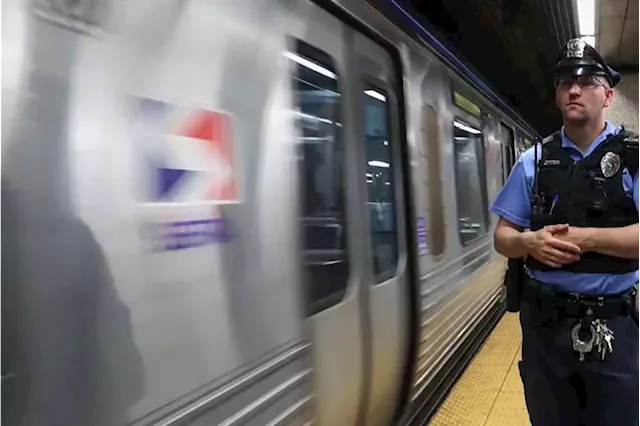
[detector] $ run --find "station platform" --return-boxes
[428,312,531,426]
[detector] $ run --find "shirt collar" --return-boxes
[560,121,620,157]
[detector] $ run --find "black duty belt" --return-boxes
[522,277,637,320]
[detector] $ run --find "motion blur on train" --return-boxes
[2,0,538,425]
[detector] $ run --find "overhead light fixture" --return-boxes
[576,0,595,36]
[454,121,482,134]
[368,160,390,168]
[283,51,337,80]
[575,0,596,48]
[364,89,387,102]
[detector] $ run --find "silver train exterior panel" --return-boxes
[1,0,537,425]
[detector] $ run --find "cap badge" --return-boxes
[566,38,586,59]
[600,151,622,178]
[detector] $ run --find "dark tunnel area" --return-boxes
[410,0,577,136]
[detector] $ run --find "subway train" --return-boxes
[1,0,539,425]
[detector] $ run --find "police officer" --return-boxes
[490,38,639,426]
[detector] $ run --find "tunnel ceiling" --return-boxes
[411,0,580,136]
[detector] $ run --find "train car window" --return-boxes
[422,105,446,256]
[362,84,398,283]
[453,119,489,245]
[499,122,515,181]
[288,40,349,315]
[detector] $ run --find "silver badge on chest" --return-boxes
[600,151,622,178]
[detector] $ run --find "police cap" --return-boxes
[554,38,621,87]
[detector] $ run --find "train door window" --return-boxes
[422,105,446,256]
[362,83,398,283]
[499,122,515,181]
[453,119,489,244]
[287,39,349,314]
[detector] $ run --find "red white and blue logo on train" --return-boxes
[136,98,238,203]
[135,98,238,251]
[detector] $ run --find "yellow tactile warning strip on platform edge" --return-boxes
[428,312,531,426]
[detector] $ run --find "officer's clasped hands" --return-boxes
[523,223,581,268]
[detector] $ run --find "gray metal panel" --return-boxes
[408,59,508,402]
[395,37,508,406]
[2,1,316,425]
[412,250,503,395]
[148,343,314,426]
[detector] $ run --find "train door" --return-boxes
[286,3,367,425]
[286,3,413,425]
[352,32,410,426]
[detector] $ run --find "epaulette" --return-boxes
[620,129,639,145]
[612,125,637,140]
[615,127,640,174]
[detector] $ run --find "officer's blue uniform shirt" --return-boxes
[490,121,639,294]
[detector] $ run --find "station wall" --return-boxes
[608,72,639,133]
